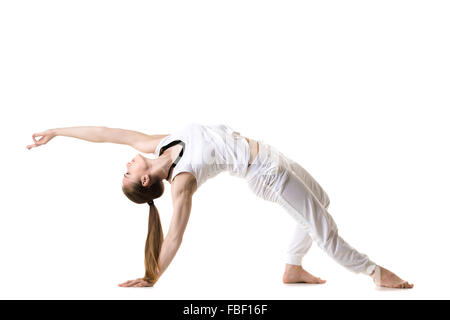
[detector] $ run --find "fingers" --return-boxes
[119,279,141,287]
[118,278,153,288]
[118,279,134,286]
[27,133,46,150]
[118,279,140,287]
[34,134,45,144]
[32,133,46,144]
[27,141,41,150]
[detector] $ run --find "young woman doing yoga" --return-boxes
[27,123,413,289]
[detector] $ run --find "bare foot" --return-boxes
[282,264,326,284]
[371,265,414,289]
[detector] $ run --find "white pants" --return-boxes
[244,140,376,276]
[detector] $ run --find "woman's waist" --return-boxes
[243,136,259,166]
[219,125,259,166]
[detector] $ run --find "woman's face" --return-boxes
[122,153,149,185]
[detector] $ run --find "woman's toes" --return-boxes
[393,281,413,289]
[315,277,326,284]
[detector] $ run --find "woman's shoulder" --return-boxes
[170,171,198,194]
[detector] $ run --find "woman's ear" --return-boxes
[141,174,151,187]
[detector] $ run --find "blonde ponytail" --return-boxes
[143,202,164,283]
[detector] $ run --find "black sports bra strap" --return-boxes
[159,139,184,156]
[159,140,185,180]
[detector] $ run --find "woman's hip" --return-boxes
[244,140,330,208]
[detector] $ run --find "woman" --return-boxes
[27,123,413,289]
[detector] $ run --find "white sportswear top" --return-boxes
[154,123,251,189]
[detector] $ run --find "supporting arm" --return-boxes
[118,173,197,288]
[156,177,195,280]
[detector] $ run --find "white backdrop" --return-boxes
[1,1,449,299]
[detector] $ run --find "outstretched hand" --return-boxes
[27,130,56,150]
[118,278,154,288]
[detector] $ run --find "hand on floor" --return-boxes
[118,278,154,287]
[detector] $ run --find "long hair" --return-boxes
[122,178,165,284]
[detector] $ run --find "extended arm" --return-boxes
[27,126,168,153]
